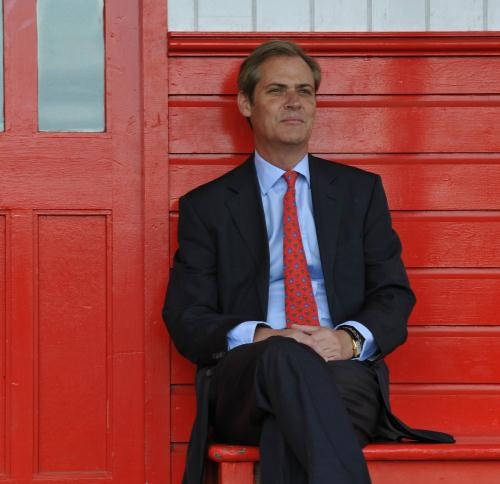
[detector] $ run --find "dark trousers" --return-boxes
[209,336,381,483]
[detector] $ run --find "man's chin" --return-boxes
[277,126,313,145]
[278,135,310,146]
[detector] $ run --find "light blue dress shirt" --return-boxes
[227,152,378,360]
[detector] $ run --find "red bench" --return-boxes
[167,32,500,483]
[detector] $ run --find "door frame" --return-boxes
[142,0,170,482]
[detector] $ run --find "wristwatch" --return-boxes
[337,325,365,359]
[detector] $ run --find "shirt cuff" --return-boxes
[227,321,269,350]
[336,321,379,361]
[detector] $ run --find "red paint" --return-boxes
[0,214,6,474]
[171,328,500,386]
[170,57,500,96]
[177,441,500,483]
[168,32,500,56]
[219,462,254,483]
[3,22,497,482]
[142,0,171,483]
[171,384,500,444]
[409,270,500,325]
[169,212,500,268]
[0,0,170,482]
[166,33,500,484]
[168,155,500,211]
[169,99,500,153]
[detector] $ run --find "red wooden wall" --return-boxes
[166,33,500,483]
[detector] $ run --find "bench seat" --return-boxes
[210,437,500,462]
[208,437,500,483]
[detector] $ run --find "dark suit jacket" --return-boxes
[164,154,415,364]
[163,155,453,483]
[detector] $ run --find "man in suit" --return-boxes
[164,40,452,484]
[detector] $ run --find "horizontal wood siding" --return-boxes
[166,33,500,482]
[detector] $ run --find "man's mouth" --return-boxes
[281,118,304,124]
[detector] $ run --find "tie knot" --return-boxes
[283,171,298,188]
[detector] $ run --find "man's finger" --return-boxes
[291,324,321,333]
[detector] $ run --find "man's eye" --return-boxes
[299,88,313,95]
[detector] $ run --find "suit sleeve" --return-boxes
[350,175,416,358]
[163,195,254,365]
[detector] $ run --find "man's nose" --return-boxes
[284,91,301,108]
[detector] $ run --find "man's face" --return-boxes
[238,56,316,156]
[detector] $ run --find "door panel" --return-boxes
[36,213,110,473]
[0,0,163,481]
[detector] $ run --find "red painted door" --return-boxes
[0,0,169,482]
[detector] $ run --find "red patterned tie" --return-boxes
[283,171,319,327]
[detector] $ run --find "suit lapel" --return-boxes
[309,155,345,319]
[225,157,270,314]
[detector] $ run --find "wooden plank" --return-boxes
[142,0,171,482]
[171,445,186,484]
[0,144,112,208]
[171,384,500,442]
[0,215,6,473]
[170,328,500,386]
[369,461,500,484]
[168,32,500,57]
[171,444,217,484]
[169,215,500,323]
[10,210,36,477]
[169,156,500,211]
[409,270,500,325]
[171,385,196,443]
[391,385,500,437]
[171,345,194,385]
[170,57,500,95]
[219,462,254,483]
[169,98,500,153]
[207,438,500,462]
[172,442,500,484]
[169,213,500,268]
[394,212,500,268]
[386,328,500,384]
[36,214,109,472]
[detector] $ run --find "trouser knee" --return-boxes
[257,336,325,381]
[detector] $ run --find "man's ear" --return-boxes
[237,92,252,118]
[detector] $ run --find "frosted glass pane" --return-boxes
[38,0,104,132]
[0,2,3,132]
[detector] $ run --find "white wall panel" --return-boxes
[168,0,196,31]
[430,0,484,30]
[488,0,500,29]
[256,0,311,31]
[198,0,253,31]
[372,0,427,31]
[315,0,368,31]
[168,0,493,32]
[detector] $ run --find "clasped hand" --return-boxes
[253,324,354,361]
